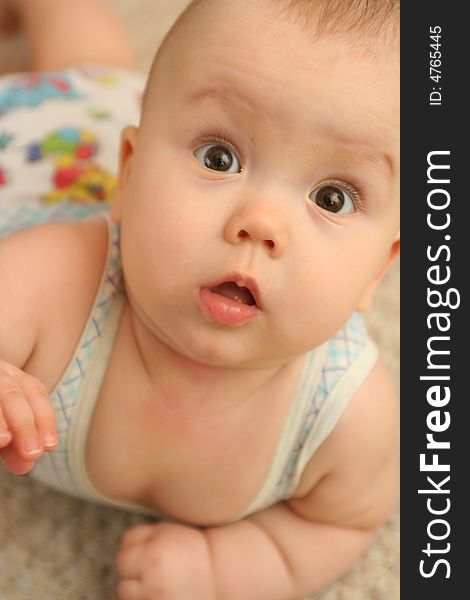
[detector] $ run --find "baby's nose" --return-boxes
[223,202,289,258]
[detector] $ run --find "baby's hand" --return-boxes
[117,523,216,600]
[0,358,57,475]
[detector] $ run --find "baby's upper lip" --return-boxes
[204,272,262,308]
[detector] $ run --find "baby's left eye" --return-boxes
[194,144,241,174]
[309,184,356,215]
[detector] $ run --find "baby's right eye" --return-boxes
[194,144,241,174]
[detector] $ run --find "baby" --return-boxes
[0,0,400,598]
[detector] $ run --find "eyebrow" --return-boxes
[185,85,396,179]
[184,84,262,116]
[344,148,396,179]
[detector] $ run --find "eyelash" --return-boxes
[192,131,241,161]
[319,177,366,213]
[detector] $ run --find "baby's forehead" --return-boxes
[160,0,398,61]
[146,0,398,115]
[147,21,392,114]
[148,8,398,110]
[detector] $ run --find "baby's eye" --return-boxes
[194,144,241,174]
[309,184,356,215]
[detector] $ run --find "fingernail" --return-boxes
[24,440,42,456]
[43,434,57,448]
[0,429,11,443]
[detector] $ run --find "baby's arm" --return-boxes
[117,360,398,600]
[0,227,56,473]
[0,220,107,474]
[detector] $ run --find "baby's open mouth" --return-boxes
[199,276,261,326]
[210,282,257,306]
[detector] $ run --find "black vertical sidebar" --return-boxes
[401,3,468,599]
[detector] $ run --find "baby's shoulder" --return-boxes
[288,359,399,529]
[311,358,398,477]
[302,356,398,481]
[2,217,108,298]
[327,358,399,458]
[0,218,109,382]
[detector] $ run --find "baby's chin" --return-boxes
[164,324,332,371]
[127,289,343,369]
[166,330,279,370]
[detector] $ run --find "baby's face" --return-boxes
[114,1,399,368]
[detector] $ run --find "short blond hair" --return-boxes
[175,0,399,47]
[280,0,399,38]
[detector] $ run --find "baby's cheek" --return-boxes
[288,278,359,342]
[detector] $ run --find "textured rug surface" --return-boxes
[0,2,399,598]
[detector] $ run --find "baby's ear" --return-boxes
[111,126,139,223]
[356,233,400,313]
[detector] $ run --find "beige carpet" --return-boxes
[0,2,399,598]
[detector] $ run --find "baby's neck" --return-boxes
[122,304,303,415]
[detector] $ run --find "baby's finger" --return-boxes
[0,445,34,476]
[116,541,146,580]
[120,525,157,551]
[0,408,12,448]
[21,373,57,450]
[0,372,43,461]
[116,578,141,600]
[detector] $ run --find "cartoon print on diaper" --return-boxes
[0,132,13,150]
[74,66,144,111]
[27,127,116,204]
[74,65,122,87]
[86,106,112,120]
[0,132,13,188]
[0,74,82,117]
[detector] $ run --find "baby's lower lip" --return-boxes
[199,288,261,326]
